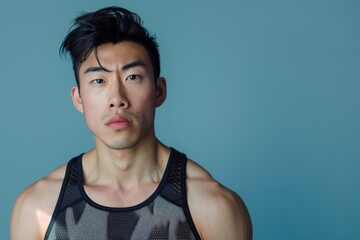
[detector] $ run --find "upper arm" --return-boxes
[186,161,252,240]
[10,187,42,240]
[10,164,66,239]
[203,189,252,240]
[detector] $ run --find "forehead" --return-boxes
[79,41,153,73]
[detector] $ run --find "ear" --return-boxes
[71,86,84,113]
[155,77,167,107]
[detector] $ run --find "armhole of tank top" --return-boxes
[43,157,75,240]
[180,156,202,240]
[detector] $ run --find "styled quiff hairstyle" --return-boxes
[60,6,160,86]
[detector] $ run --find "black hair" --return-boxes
[60,6,160,86]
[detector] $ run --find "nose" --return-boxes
[108,80,129,109]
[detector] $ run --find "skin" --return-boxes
[10,41,252,240]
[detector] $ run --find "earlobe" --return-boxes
[155,77,167,107]
[71,86,84,113]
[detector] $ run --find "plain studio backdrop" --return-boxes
[1,1,359,239]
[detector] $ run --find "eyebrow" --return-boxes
[83,60,146,74]
[84,66,111,74]
[121,60,146,71]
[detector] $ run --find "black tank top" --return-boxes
[45,148,201,240]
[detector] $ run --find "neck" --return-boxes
[83,139,169,190]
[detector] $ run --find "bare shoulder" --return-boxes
[10,164,67,239]
[186,159,252,240]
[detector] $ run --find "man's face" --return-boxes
[72,41,166,150]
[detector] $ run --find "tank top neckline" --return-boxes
[76,148,176,213]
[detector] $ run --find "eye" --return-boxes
[126,74,141,81]
[91,79,105,85]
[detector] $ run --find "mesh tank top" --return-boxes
[45,148,201,240]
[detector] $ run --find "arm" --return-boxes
[10,186,42,240]
[10,166,65,240]
[201,186,252,240]
[186,161,252,240]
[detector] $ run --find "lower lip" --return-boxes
[107,121,131,129]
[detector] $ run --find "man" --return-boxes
[11,6,252,240]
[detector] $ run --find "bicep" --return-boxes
[231,194,252,239]
[10,190,41,240]
[185,163,252,239]
[201,191,252,240]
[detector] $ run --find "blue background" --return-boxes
[1,1,359,239]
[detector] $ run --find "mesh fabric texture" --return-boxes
[45,148,200,240]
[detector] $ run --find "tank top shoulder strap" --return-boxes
[161,147,188,207]
[45,154,83,239]
[162,148,201,239]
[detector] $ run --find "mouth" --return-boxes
[106,115,132,129]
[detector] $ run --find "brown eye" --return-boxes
[126,74,141,81]
[91,79,105,84]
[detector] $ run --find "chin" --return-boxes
[106,139,138,150]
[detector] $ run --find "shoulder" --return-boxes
[10,163,68,239]
[185,159,252,240]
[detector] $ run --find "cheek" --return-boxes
[81,97,103,129]
[133,85,156,105]
[128,92,156,127]
[133,91,156,112]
